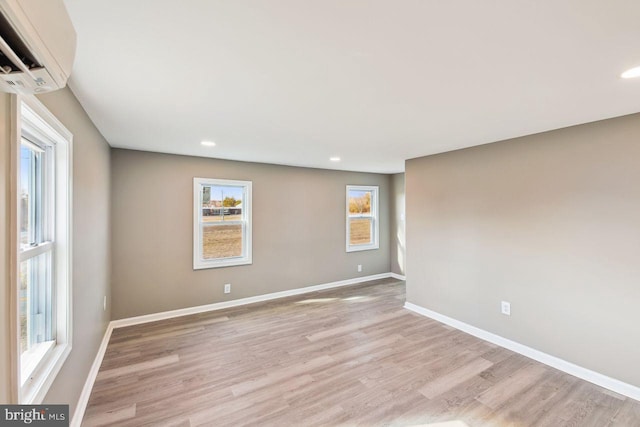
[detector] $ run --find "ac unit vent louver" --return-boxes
[0,0,76,94]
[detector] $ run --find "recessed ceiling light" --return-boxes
[330,156,341,162]
[201,140,216,147]
[621,66,640,79]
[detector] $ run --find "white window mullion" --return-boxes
[20,241,53,262]
[201,221,244,226]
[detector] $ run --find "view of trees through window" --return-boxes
[348,190,373,245]
[201,185,244,259]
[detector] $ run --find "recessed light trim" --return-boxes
[330,156,341,162]
[621,66,640,79]
[201,140,216,147]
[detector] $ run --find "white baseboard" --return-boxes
[404,301,640,402]
[70,322,114,427]
[111,272,394,328]
[389,272,406,281]
[72,272,398,426]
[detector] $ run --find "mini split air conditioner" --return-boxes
[0,0,76,94]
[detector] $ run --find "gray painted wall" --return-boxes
[37,88,111,411]
[406,113,640,387]
[110,149,391,319]
[390,173,405,275]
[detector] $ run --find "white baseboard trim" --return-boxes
[112,272,394,328]
[72,272,398,426]
[70,322,114,427]
[404,301,640,402]
[71,278,639,426]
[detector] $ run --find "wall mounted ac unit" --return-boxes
[0,0,76,94]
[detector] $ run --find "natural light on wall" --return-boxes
[621,65,640,79]
[395,188,406,276]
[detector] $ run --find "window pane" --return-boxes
[201,184,245,259]
[202,184,244,222]
[349,217,372,245]
[348,190,372,215]
[202,224,243,259]
[20,142,44,250]
[19,252,54,356]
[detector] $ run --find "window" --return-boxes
[19,139,54,380]
[346,185,379,252]
[14,96,72,404]
[193,178,252,269]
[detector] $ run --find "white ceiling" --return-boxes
[64,0,640,173]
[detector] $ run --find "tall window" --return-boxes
[346,185,379,252]
[15,96,72,404]
[193,178,252,269]
[19,138,54,379]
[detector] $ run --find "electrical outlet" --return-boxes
[357,264,362,272]
[501,301,511,316]
[103,296,107,311]
[224,284,231,294]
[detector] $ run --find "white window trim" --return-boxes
[10,95,73,404]
[193,178,252,269]
[346,185,379,252]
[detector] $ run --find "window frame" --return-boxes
[10,95,73,404]
[346,185,379,252]
[193,177,252,270]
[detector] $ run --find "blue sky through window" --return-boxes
[349,190,368,199]
[20,145,31,195]
[206,185,244,202]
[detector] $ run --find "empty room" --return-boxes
[1,1,640,426]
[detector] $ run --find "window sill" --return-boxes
[21,343,71,404]
[20,340,56,385]
[346,244,380,253]
[193,258,252,270]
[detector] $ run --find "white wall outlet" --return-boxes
[357,264,362,272]
[501,301,511,316]
[103,296,107,311]
[224,284,231,294]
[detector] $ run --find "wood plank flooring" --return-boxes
[82,278,640,426]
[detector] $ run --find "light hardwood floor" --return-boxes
[83,279,640,426]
